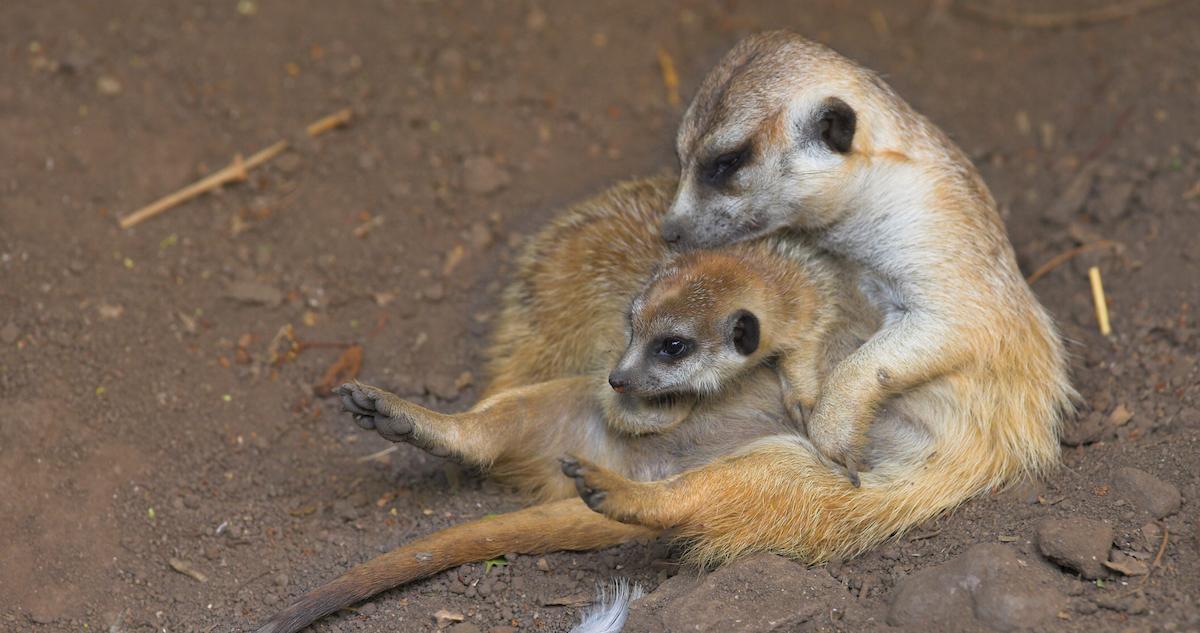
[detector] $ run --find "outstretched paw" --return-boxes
[559,456,610,512]
[337,381,417,443]
[559,455,649,524]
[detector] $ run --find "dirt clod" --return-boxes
[625,553,851,633]
[888,543,1065,631]
[0,322,18,344]
[1037,517,1113,579]
[1110,467,1182,518]
[1096,590,1149,615]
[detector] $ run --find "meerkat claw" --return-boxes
[560,456,609,512]
[843,456,861,488]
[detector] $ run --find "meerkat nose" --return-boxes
[661,221,684,246]
[608,372,628,393]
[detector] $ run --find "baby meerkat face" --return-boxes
[607,308,762,398]
[661,33,867,250]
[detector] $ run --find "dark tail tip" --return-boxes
[250,583,363,633]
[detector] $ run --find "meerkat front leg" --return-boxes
[776,347,823,428]
[560,436,856,534]
[807,312,970,480]
[559,456,681,527]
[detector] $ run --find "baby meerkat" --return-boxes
[609,243,843,452]
[660,31,1074,478]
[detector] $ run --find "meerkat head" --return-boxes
[608,253,773,398]
[662,31,906,249]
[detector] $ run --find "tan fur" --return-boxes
[664,31,1075,478]
[257,33,1074,633]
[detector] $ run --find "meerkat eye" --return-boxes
[700,145,751,186]
[656,337,692,358]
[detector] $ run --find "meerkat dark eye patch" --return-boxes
[655,336,693,360]
[700,144,752,187]
[731,310,760,356]
[817,98,856,154]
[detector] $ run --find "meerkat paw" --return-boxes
[806,410,869,488]
[559,456,647,524]
[783,392,815,428]
[336,381,452,457]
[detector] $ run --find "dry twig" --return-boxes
[1026,240,1118,284]
[119,107,354,229]
[656,48,681,108]
[1089,266,1111,336]
[958,0,1176,29]
[314,344,363,395]
[1139,524,1169,587]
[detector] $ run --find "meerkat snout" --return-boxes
[607,371,628,393]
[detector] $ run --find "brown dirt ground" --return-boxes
[1,1,1198,632]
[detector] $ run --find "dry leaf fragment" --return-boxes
[442,243,466,276]
[433,609,464,627]
[1103,558,1149,576]
[168,558,208,583]
[656,48,681,107]
[314,345,363,395]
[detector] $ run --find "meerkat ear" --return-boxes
[818,98,856,153]
[730,310,760,356]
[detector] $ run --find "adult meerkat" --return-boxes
[659,31,1074,479]
[256,177,878,633]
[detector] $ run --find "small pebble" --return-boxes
[96,75,122,95]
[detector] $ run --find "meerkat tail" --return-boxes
[254,499,653,633]
[570,578,646,633]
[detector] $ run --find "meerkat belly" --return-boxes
[622,366,798,481]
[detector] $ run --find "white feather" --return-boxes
[569,578,646,633]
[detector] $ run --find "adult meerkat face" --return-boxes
[662,34,862,250]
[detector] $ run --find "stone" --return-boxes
[96,75,122,96]
[1060,411,1111,447]
[224,280,283,307]
[1037,517,1113,579]
[1110,467,1181,518]
[1,322,19,344]
[624,553,851,633]
[888,544,1065,631]
[1045,162,1098,224]
[446,624,481,633]
[1093,180,1135,222]
[461,156,510,195]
